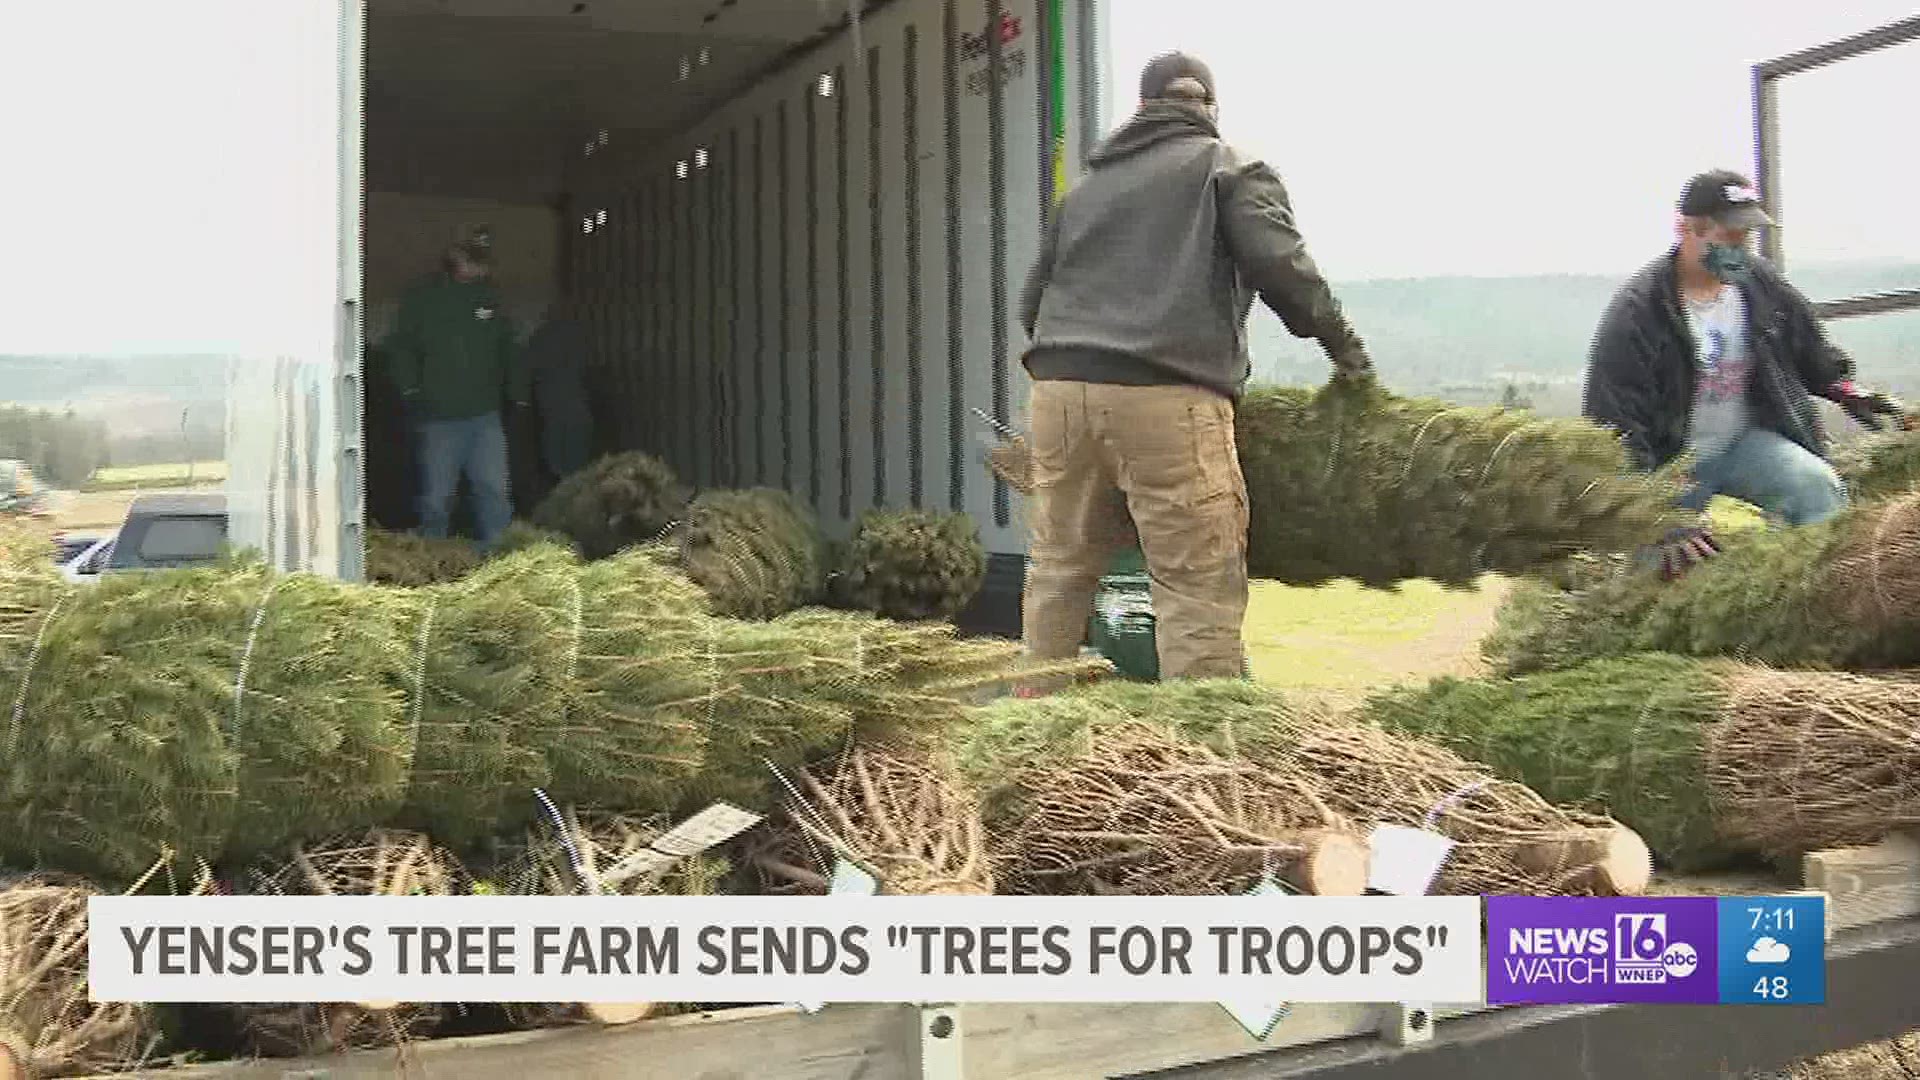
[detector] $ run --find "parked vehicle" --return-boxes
[59,493,227,584]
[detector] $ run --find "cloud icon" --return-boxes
[1747,937,1791,964]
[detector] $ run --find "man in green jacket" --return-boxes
[384,227,529,550]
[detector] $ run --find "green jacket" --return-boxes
[385,273,529,422]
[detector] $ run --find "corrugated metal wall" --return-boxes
[564,0,1093,555]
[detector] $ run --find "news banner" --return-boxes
[87,892,1826,1016]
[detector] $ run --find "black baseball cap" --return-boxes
[1140,52,1216,103]
[455,225,495,265]
[1678,170,1772,229]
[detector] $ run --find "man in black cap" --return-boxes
[1584,169,1905,529]
[1016,50,1371,682]
[383,225,529,550]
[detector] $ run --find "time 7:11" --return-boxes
[1749,907,1794,931]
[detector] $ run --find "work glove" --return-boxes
[1637,525,1721,582]
[1821,381,1911,431]
[1325,340,1374,384]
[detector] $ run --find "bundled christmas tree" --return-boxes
[1484,490,1920,676]
[530,451,691,560]
[674,488,827,619]
[1364,654,1920,871]
[1235,381,1686,587]
[0,540,1087,882]
[0,562,421,882]
[980,382,1684,587]
[960,680,1649,897]
[1833,428,1920,502]
[834,510,987,621]
[364,529,481,587]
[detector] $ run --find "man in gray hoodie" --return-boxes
[1018,51,1371,681]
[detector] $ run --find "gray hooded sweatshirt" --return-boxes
[1020,102,1365,400]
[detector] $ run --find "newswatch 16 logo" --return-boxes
[1612,913,1699,984]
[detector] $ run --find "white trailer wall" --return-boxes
[566,0,1104,557]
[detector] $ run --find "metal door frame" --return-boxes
[1752,14,1920,320]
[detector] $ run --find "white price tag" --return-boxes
[649,803,765,857]
[796,859,881,1014]
[1218,877,1293,1041]
[1367,825,1455,897]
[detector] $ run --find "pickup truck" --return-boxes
[57,491,228,583]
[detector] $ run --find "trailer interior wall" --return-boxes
[564,0,1105,574]
[361,194,560,343]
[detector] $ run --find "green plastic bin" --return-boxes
[1089,549,1158,681]
[1086,548,1253,682]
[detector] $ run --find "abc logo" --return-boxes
[1662,942,1699,978]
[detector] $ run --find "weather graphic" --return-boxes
[1746,938,1791,965]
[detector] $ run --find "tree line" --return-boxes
[0,405,110,488]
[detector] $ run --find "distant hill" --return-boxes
[1250,259,1920,416]
[0,354,228,461]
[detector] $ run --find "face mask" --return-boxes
[1702,242,1753,285]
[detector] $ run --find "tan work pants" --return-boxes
[1021,380,1250,680]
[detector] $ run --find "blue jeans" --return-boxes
[416,412,513,549]
[1676,427,1848,526]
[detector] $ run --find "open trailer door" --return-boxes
[217,1,368,581]
[0,1,366,580]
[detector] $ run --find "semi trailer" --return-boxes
[183,0,1110,640]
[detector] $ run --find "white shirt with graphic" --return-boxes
[1681,285,1753,463]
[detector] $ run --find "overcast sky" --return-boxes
[1107,1,1920,281]
[0,2,1913,357]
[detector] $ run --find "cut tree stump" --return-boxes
[1802,830,1920,934]
[1287,832,1370,897]
[581,1003,658,1026]
[1514,826,1654,896]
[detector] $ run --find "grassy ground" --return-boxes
[84,460,226,492]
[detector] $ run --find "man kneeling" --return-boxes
[1583,169,1904,527]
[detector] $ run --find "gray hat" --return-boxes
[1140,52,1216,103]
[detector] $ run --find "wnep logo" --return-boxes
[1612,913,1699,985]
[1487,898,1719,1005]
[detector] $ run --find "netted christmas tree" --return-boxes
[1484,490,1920,676]
[958,679,1650,897]
[1833,428,1920,503]
[0,561,421,883]
[674,488,827,619]
[833,510,987,621]
[980,382,1685,587]
[530,451,690,560]
[365,529,482,587]
[1235,381,1687,587]
[1364,653,1920,871]
[0,539,1090,882]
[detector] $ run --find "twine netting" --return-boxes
[674,488,828,620]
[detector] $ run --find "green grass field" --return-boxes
[1241,495,1767,702]
[84,460,227,492]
